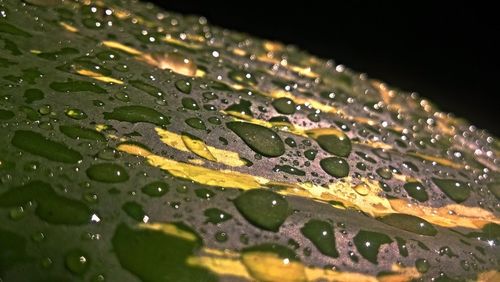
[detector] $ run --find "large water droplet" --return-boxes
[0,181,91,225]
[225,99,253,117]
[376,167,392,180]
[227,122,285,157]
[432,178,470,203]
[378,213,437,236]
[12,130,82,163]
[353,230,392,264]
[234,189,289,231]
[272,98,296,115]
[175,79,192,94]
[130,80,164,98]
[59,125,106,141]
[181,97,199,110]
[415,258,430,273]
[403,181,429,202]
[308,129,352,157]
[241,243,305,281]
[104,106,170,126]
[86,163,129,183]
[112,223,216,281]
[320,157,349,178]
[300,219,339,258]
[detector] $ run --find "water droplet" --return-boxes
[272,98,296,115]
[352,183,370,195]
[402,161,419,172]
[130,80,164,98]
[304,149,317,161]
[96,50,121,61]
[181,97,199,110]
[204,104,217,111]
[214,231,228,242]
[353,230,392,264]
[438,246,458,258]
[122,201,147,222]
[284,137,296,148]
[9,206,25,220]
[91,274,106,282]
[320,157,349,178]
[207,116,221,125]
[38,105,51,115]
[415,258,430,273]
[86,163,129,183]
[12,130,82,163]
[82,18,103,29]
[307,113,320,122]
[202,91,218,100]
[204,208,232,224]
[114,92,130,102]
[227,122,285,157]
[112,223,216,281]
[379,213,437,236]
[175,79,192,94]
[97,147,120,160]
[141,181,169,197]
[195,188,215,199]
[394,236,408,257]
[228,70,257,86]
[65,249,90,275]
[225,99,253,117]
[59,125,106,141]
[234,189,289,231]
[432,178,470,203]
[65,108,87,120]
[104,105,170,126]
[273,165,305,176]
[403,181,429,202]
[300,219,339,258]
[40,257,53,268]
[308,129,352,157]
[0,181,91,225]
[185,117,206,130]
[241,243,305,281]
[376,167,392,180]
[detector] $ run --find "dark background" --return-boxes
[151,1,499,136]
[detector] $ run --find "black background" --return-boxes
[150,1,499,136]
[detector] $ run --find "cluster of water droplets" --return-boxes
[0,0,498,281]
